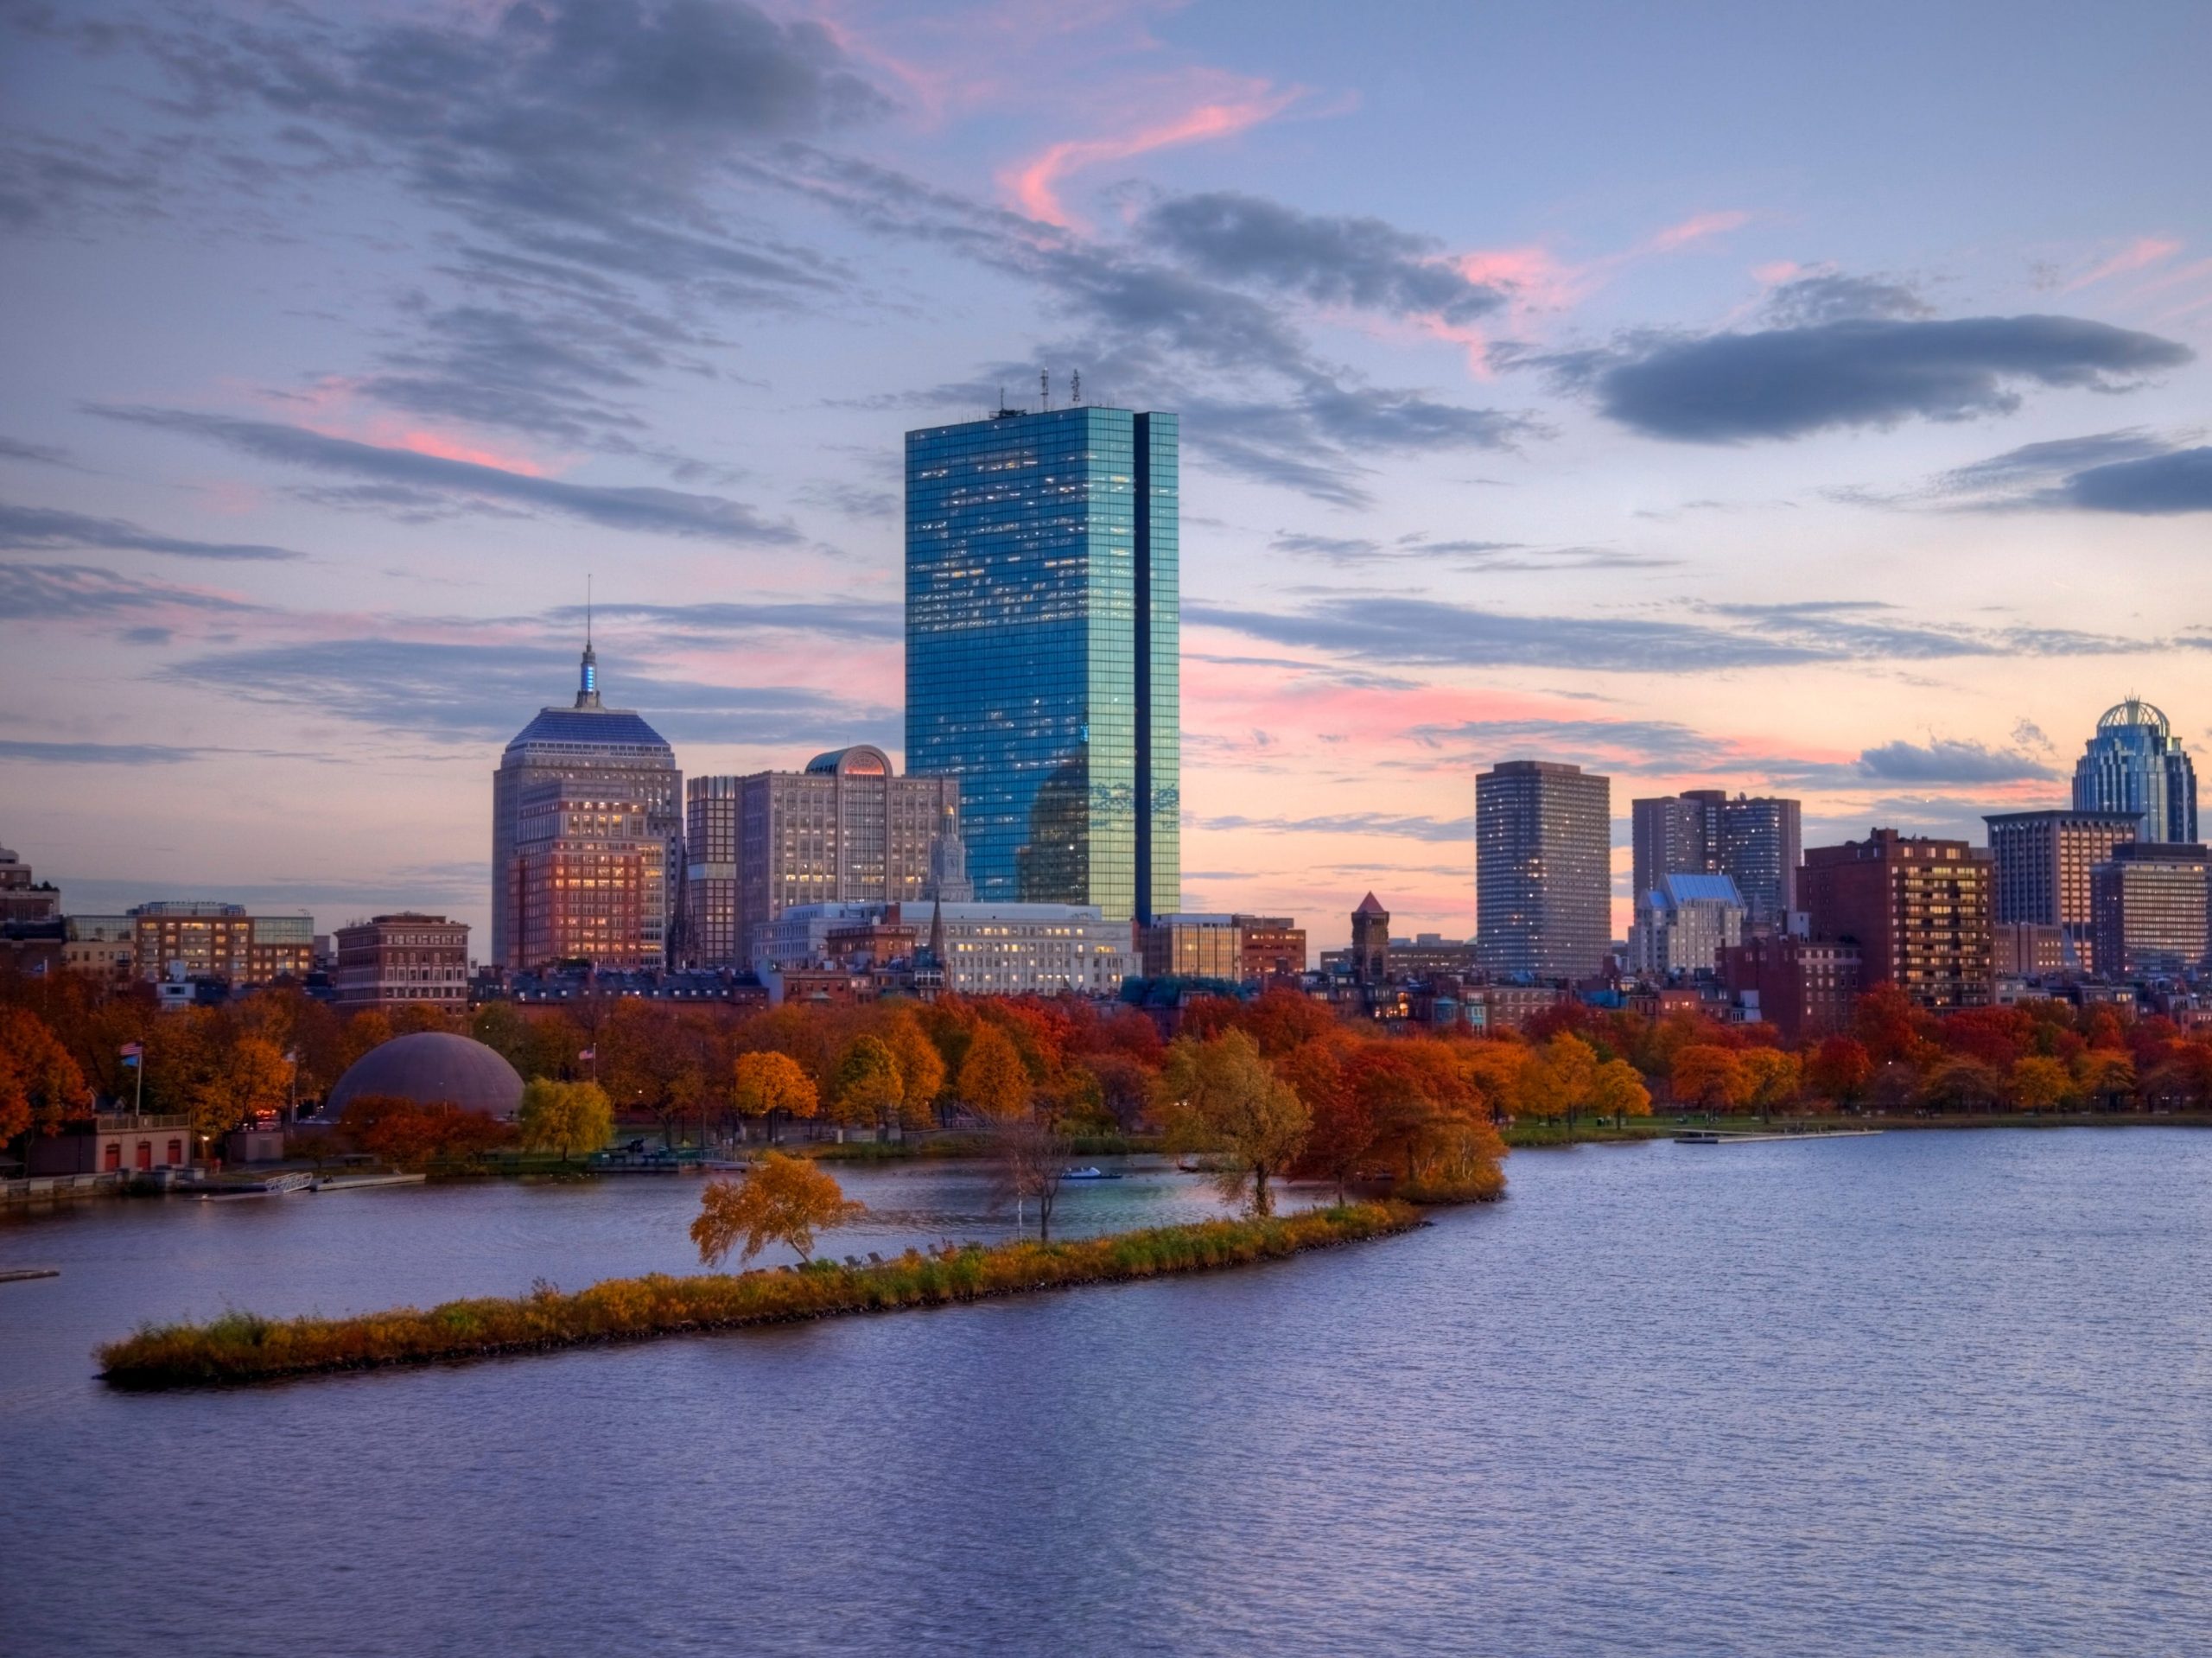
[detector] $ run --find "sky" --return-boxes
[3,0,2209,954]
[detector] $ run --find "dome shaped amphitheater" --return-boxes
[325,1032,526,1119]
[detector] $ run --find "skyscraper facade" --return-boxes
[1476,761,1613,979]
[2074,697,2196,843]
[684,746,968,969]
[493,638,681,969]
[2091,843,2210,978]
[1630,790,1801,929]
[509,779,656,970]
[905,403,1179,922]
[1983,808,2139,970]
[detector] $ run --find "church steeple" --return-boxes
[575,577,601,709]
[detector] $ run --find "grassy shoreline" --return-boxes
[1504,1110,2212,1147]
[97,1201,1424,1389]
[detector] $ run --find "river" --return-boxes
[3,1131,2209,1656]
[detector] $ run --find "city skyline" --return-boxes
[4,1,2211,949]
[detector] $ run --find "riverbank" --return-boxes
[1503,1109,2212,1147]
[95,1200,1423,1388]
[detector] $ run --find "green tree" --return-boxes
[690,1152,865,1266]
[1161,1029,1309,1216]
[518,1079,613,1163]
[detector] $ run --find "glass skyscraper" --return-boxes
[905,403,1179,922]
[1475,760,1613,979]
[2073,697,2196,844]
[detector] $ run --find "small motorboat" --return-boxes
[1059,1166,1124,1181]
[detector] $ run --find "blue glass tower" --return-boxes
[906,403,1179,921]
[2074,697,2197,843]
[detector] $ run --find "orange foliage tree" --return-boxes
[691,1152,865,1266]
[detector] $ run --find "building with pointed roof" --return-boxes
[2074,697,2196,844]
[1351,892,1390,985]
[492,632,681,970]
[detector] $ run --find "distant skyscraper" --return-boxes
[684,746,968,969]
[1983,808,2139,970]
[1802,828,1993,1010]
[510,780,657,970]
[2074,697,2196,843]
[493,635,681,969]
[905,403,1179,922]
[1630,791,1801,929]
[1476,761,1612,979]
[2092,842,2211,978]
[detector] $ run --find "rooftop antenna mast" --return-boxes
[1070,369,1081,406]
[1040,368,1050,410]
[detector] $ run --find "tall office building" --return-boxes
[1630,791,1801,929]
[2091,843,2210,978]
[493,634,681,969]
[1476,761,1613,979]
[2074,697,2196,843]
[906,401,1179,922]
[1627,872,1745,975]
[1983,808,2139,970]
[684,746,968,969]
[509,780,657,970]
[1801,829,1993,1010]
[125,901,313,984]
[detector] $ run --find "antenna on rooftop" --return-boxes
[1070,369,1081,406]
[1040,368,1050,410]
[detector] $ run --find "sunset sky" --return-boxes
[4,0,2209,951]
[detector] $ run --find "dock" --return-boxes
[0,1267,61,1284]
[1674,1128,1883,1145]
[309,1172,427,1192]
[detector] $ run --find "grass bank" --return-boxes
[801,1132,1162,1162]
[97,1201,1422,1389]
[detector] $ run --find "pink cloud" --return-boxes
[999,76,1302,227]
[1641,209,1751,254]
[2063,236,2181,292]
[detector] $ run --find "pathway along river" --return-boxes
[4,1132,2210,1656]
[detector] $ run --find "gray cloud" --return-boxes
[1762,272,1931,327]
[2058,446,2212,514]
[0,562,261,619]
[162,636,890,747]
[1189,592,2146,674]
[1136,192,1506,325]
[543,599,901,641]
[0,740,207,765]
[1854,738,2059,785]
[1194,811,1476,843]
[0,436,77,467]
[1865,429,2212,515]
[92,406,799,543]
[0,500,302,561]
[1521,314,2191,442]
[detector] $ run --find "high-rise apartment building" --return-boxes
[1801,829,1993,1010]
[1476,761,1612,979]
[684,746,968,969]
[128,901,313,984]
[334,913,471,1013]
[493,637,680,969]
[1983,808,2139,971]
[1233,916,1306,981]
[905,403,1179,922]
[1630,791,1801,929]
[2091,843,2210,978]
[1627,872,1745,976]
[2074,697,2196,843]
[509,780,657,970]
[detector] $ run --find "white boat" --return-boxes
[1059,1166,1123,1181]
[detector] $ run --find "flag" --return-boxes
[579,1047,596,1062]
[120,1042,143,1067]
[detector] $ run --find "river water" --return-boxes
[3,1132,2209,1656]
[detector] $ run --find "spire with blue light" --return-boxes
[575,575,601,709]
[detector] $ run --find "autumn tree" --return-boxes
[1517,1032,1599,1128]
[691,1152,865,1267]
[2010,1054,2072,1114]
[0,1006,92,1143]
[339,1096,512,1171]
[730,1050,817,1142]
[1160,1028,1309,1216]
[1671,1044,1751,1114]
[2074,1049,2137,1111]
[1738,1047,1802,1123]
[830,1034,904,1134]
[1806,1035,1873,1108]
[1282,1035,1370,1202]
[958,1020,1032,1121]
[1592,1058,1652,1128]
[882,1010,947,1130]
[994,1112,1074,1240]
[518,1079,613,1163]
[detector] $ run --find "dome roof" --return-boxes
[2096,697,2171,736]
[327,1032,526,1118]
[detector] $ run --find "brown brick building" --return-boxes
[1801,829,1993,1010]
[1720,935,1863,1041]
[334,913,471,1013]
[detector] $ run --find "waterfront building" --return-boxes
[1233,915,1306,980]
[2091,843,2210,978]
[128,901,313,984]
[25,1114,196,1176]
[1719,936,1863,1042]
[1984,808,2139,971]
[509,780,657,971]
[1630,792,1801,930]
[1476,761,1612,979]
[905,402,1179,922]
[493,635,680,969]
[1801,829,1993,1010]
[1626,873,1745,976]
[333,913,470,1014]
[1139,913,1243,980]
[685,746,966,970]
[2073,697,2196,844]
[1351,893,1391,984]
[0,842,60,923]
[913,901,1136,996]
